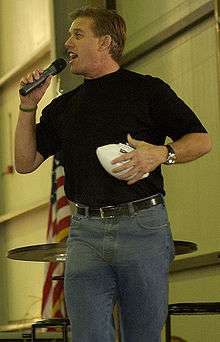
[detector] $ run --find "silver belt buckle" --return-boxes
[100,206,116,219]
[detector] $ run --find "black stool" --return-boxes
[31,317,70,341]
[165,302,220,341]
[32,275,70,341]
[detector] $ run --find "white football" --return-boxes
[96,143,149,180]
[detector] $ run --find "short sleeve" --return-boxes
[149,77,207,141]
[36,101,61,159]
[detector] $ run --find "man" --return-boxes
[15,6,211,342]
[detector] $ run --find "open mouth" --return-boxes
[68,52,78,62]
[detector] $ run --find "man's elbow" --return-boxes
[15,152,44,174]
[15,159,38,174]
[15,163,35,174]
[201,134,212,156]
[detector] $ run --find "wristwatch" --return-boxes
[163,144,176,165]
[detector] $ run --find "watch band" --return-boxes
[163,144,176,165]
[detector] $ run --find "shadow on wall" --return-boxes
[171,336,187,342]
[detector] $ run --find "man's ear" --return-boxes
[99,35,112,51]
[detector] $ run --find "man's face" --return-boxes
[65,17,104,77]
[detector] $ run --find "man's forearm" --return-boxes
[15,67,52,173]
[15,108,38,173]
[170,133,212,163]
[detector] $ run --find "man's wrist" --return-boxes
[163,144,176,165]
[19,104,38,112]
[160,146,169,164]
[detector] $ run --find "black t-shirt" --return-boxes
[36,68,207,206]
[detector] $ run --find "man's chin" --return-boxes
[69,64,83,76]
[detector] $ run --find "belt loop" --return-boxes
[128,202,135,215]
[85,206,89,218]
[100,208,105,219]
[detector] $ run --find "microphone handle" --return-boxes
[19,69,53,96]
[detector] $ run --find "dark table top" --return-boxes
[7,240,197,262]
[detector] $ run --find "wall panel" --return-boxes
[117,0,209,54]
[0,0,51,77]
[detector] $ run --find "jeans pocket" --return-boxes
[135,203,169,231]
[68,214,85,240]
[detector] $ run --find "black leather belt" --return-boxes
[75,194,163,218]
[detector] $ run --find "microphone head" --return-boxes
[19,58,67,96]
[51,58,67,75]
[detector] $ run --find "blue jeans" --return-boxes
[64,197,175,342]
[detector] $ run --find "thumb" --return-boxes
[127,134,141,148]
[40,75,52,93]
[45,75,53,86]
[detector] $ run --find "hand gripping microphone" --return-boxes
[19,58,67,96]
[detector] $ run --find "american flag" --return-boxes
[41,153,71,318]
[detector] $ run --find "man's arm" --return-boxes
[167,132,212,163]
[111,133,212,185]
[15,69,52,173]
[15,107,44,173]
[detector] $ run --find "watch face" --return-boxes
[167,156,175,164]
[164,145,176,165]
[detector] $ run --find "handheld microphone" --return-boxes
[19,58,67,96]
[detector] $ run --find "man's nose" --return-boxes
[64,36,73,48]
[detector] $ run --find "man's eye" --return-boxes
[75,33,82,39]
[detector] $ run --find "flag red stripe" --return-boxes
[54,310,63,318]
[57,196,69,209]
[53,217,71,236]
[53,281,64,306]
[41,263,58,312]
[56,176,64,188]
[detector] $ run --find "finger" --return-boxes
[46,75,53,83]
[25,73,35,83]
[127,134,150,149]
[41,75,53,88]
[127,134,140,148]
[22,69,43,84]
[117,168,138,180]
[20,78,27,86]
[20,75,32,85]
[127,133,135,147]
[111,160,134,173]
[111,151,134,164]
[32,69,42,80]
[37,68,44,74]
[116,164,143,180]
